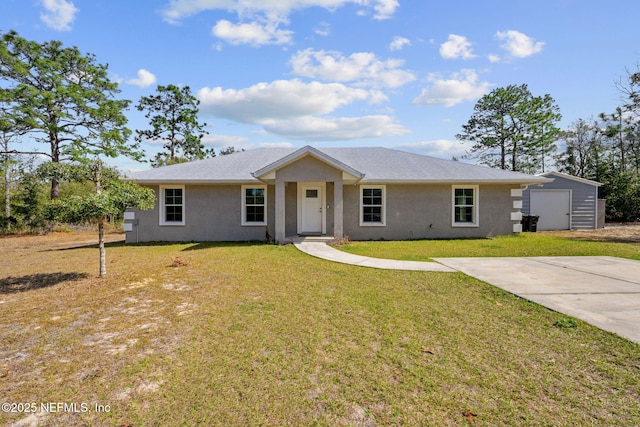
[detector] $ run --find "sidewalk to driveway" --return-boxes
[293,241,455,272]
[293,240,640,344]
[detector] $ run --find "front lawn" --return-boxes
[1,232,639,426]
[336,231,640,261]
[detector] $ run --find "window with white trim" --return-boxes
[452,185,478,226]
[242,185,267,226]
[360,185,386,226]
[160,185,185,226]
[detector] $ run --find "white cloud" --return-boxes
[161,1,399,43]
[211,138,293,154]
[289,48,416,88]
[395,139,472,159]
[371,0,399,20]
[439,34,475,60]
[212,19,293,45]
[196,79,408,140]
[496,30,544,58]
[488,54,501,63]
[197,79,371,123]
[126,69,157,88]
[257,142,294,148]
[40,0,78,31]
[162,0,341,23]
[412,69,492,107]
[314,22,331,36]
[389,36,411,51]
[262,115,409,140]
[201,133,248,147]
[160,0,400,21]
[367,90,389,104]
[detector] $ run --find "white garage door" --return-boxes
[530,190,571,230]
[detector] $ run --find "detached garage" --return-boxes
[522,172,604,230]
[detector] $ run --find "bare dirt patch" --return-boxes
[546,223,640,244]
[0,230,194,426]
[0,228,125,251]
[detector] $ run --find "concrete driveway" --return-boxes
[433,256,640,344]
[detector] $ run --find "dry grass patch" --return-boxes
[1,231,639,426]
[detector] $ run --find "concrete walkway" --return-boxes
[434,256,640,344]
[292,240,455,272]
[293,240,640,344]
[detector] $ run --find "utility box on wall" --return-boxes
[123,211,137,240]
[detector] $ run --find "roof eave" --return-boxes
[130,178,549,185]
[540,172,602,187]
[359,178,554,185]
[130,179,262,185]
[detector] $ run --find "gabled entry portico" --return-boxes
[252,146,364,243]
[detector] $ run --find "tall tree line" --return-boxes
[0,31,163,275]
[457,84,562,174]
[458,70,640,222]
[556,64,640,221]
[0,31,215,234]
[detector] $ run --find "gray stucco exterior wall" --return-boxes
[284,182,297,237]
[343,183,518,240]
[126,182,520,242]
[125,184,275,243]
[275,155,344,183]
[522,175,599,230]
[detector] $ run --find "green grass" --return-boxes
[336,232,640,261]
[1,232,639,426]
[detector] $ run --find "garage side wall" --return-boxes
[523,176,598,230]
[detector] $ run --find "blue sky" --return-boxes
[3,0,640,171]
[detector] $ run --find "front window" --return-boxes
[360,185,386,226]
[452,186,478,226]
[242,185,267,225]
[160,186,185,226]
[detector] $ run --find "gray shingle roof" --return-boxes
[128,146,550,184]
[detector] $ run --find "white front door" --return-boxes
[530,189,571,230]
[299,184,324,234]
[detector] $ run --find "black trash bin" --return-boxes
[528,215,539,232]
[521,215,531,232]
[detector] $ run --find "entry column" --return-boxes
[275,178,286,243]
[333,180,343,240]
